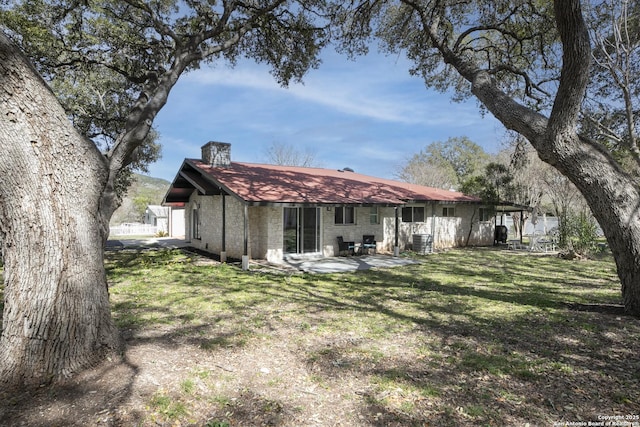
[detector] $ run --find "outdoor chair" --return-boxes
[362,235,377,255]
[337,236,355,256]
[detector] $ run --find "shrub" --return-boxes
[559,211,600,256]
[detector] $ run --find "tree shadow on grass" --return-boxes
[229,250,637,424]
[275,258,639,425]
[2,247,636,426]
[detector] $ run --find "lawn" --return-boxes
[2,247,640,426]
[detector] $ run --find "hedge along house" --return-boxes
[163,142,496,269]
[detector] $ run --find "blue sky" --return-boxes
[148,49,508,183]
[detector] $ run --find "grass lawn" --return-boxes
[2,247,640,426]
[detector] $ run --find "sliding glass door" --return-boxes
[283,207,320,254]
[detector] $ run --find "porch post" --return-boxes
[220,193,227,262]
[431,202,436,249]
[519,210,524,242]
[394,207,399,257]
[242,203,249,270]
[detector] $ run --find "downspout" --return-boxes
[394,207,399,257]
[242,203,249,270]
[221,193,227,262]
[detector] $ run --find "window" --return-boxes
[335,206,355,225]
[402,206,425,222]
[478,207,492,222]
[369,207,379,224]
[401,207,412,222]
[192,208,200,240]
[442,207,455,217]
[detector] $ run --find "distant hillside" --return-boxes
[110,174,171,225]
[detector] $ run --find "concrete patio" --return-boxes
[106,237,188,250]
[280,254,421,274]
[106,238,422,274]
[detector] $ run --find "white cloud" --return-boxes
[184,57,475,126]
[152,52,506,182]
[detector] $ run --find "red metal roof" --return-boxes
[183,159,480,205]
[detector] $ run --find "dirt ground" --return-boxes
[1,325,429,427]
[2,313,639,427]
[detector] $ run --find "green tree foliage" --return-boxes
[397,136,490,189]
[460,162,515,207]
[586,0,640,170]
[1,0,330,218]
[332,0,640,313]
[333,1,559,107]
[559,211,601,256]
[110,174,171,225]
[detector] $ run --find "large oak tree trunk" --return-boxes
[540,134,640,315]
[0,33,119,387]
[541,0,640,316]
[466,0,640,315]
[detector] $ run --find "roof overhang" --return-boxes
[494,202,532,213]
[162,160,231,205]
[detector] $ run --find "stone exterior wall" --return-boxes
[249,206,282,263]
[185,193,247,260]
[321,206,387,256]
[387,203,494,251]
[186,195,495,263]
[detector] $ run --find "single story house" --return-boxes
[144,205,169,233]
[143,205,186,237]
[163,142,503,268]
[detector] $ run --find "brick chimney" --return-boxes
[201,141,231,167]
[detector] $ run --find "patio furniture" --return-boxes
[362,235,377,254]
[337,236,355,256]
[537,235,558,252]
[528,232,558,252]
[507,239,523,250]
[528,233,543,252]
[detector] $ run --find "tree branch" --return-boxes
[548,0,592,136]
[119,0,179,42]
[400,0,549,144]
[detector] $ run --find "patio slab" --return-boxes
[106,237,188,250]
[106,240,421,274]
[282,254,421,274]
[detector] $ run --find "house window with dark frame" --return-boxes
[478,207,492,222]
[192,207,201,240]
[442,207,455,217]
[402,206,425,222]
[369,207,379,224]
[335,206,355,225]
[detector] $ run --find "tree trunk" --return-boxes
[472,74,640,317]
[0,33,119,387]
[463,0,640,315]
[546,134,640,315]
